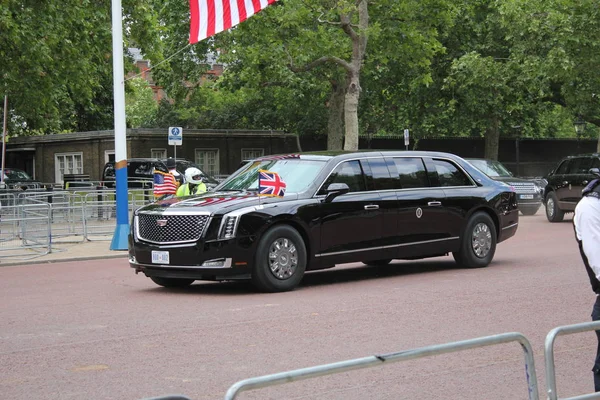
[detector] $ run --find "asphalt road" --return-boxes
[0,210,597,400]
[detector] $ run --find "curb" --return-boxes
[0,253,128,267]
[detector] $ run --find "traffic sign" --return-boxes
[168,127,183,146]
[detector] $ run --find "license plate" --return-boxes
[520,194,534,199]
[151,250,170,264]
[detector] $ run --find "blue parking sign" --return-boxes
[168,127,183,145]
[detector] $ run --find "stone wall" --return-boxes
[299,135,599,177]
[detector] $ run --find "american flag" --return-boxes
[189,0,278,44]
[258,170,286,197]
[153,170,178,196]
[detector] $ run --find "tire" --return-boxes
[252,225,307,293]
[545,192,565,222]
[150,277,195,288]
[452,211,497,269]
[520,205,540,216]
[362,259,392,266]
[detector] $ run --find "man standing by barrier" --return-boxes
[574,168,600,392]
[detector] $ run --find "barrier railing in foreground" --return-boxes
[224,332,539,400]
[545,321,600,400]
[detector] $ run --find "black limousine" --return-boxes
[129,151,519,292]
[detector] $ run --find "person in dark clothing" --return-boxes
[574,170,600,391]
[165,157,184,185]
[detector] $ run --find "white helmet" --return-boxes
[184,167,203,184]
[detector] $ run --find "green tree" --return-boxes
[125,78,158,128]
[0,0,161,135]
[498,0,600,150]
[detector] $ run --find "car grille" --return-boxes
[136,214,210,244]
[507,182,536,194]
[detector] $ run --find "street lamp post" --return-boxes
[574,116,586,153]
[512,125,522,176]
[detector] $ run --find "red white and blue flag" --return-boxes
[153,170,178,196]
[258,170,286,197]
[189,0,278,44]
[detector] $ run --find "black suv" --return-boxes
[467,158,544,216]
[102,158,218,190]
[129,151,519,292]
[0,167,42,190]
[543,153,600,222]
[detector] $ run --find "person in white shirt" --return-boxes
[574,173,600,392]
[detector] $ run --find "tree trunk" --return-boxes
[484,117,500,160]
[343,74,360,151]
[327,82,345,150]
[597,134,600,153]
[341,0,368,152]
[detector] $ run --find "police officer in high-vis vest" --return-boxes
[574,168,600,392]
[176,167,207,197]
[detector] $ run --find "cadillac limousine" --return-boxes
[129,151,519,292]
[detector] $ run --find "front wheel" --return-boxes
[252,225,307,292]
[453,212,497,269]
[545,192,565,222]
[150,277,195,288]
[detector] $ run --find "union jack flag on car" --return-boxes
[258,170,286,197]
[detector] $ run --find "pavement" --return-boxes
[0,238,128,267]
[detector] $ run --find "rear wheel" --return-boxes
[362,259,392,266]
[545,192,564,222]
[252,225,307,292]
[150,277,195,288]
[453,212,497,269]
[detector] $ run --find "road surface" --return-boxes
[0,211,595,399]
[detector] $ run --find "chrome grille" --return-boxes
[507,182,536,194]
[137,214,209,244]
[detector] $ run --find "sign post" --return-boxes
[404,129,410,150]
[168,127,183,158]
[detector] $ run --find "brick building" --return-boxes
[5,129,300,184]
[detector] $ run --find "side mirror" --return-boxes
[324,183,350,203]
[590,168,600,177]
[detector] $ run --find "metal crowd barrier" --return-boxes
[545,321,600,400]
[224,332,539,400]
[0,196,52,259]
[0,186,157,259]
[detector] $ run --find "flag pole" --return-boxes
[110,0,130,250]
[257,170,261,206]
[2,95,7,186]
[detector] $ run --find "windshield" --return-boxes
[4,169,33,181]
[218,158,326,194]
[469,159,512,177]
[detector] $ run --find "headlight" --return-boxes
[218,215,240,240]
[217,205,264,240]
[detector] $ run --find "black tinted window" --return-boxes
[103,164,115,178]
[568,157,593,174]
[555,160,570,174]
[392,157,429,189]
[320,160,365,193]
[153,162,168,173]
[366,158,395,190]
[433,159,472,187]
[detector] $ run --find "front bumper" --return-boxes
[129,236,256,281]
[515,193,542,206]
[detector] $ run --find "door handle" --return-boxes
[364,204,379,210]
[427,201,442,206]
